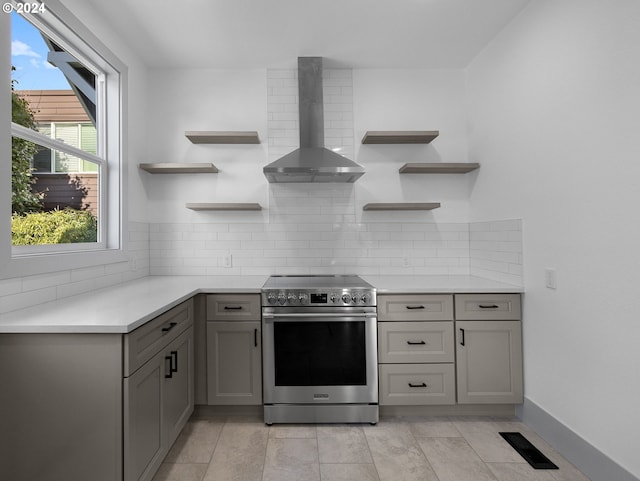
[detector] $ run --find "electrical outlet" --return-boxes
[545,268,557,289]
[223,254,232,268]
[402,257,410,268]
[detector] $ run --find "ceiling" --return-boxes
[69,0,532,69]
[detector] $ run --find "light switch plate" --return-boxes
[545,268,557,289]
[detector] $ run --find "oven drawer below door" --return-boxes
[378,364,455,405]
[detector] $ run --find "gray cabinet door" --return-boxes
[123,351,164,481]
[456,320,523,404]
[207,321,262,405]
[163,327,194,449]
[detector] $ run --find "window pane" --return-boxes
[11,137,99,246]
[32,124,52,172]
[11,12,98,157]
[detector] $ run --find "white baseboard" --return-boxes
[517,398,638,481]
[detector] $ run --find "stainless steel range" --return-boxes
[261,275,378,424]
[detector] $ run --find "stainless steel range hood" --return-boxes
[263,57,364,183]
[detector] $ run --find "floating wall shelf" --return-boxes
[139,163,219,174]
[185,131,260,144]
[399,162,480,174]
[185,203,262,211]
[363,203,441,211]
[361,131,439,144]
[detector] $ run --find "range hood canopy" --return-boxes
[263,57,364,183]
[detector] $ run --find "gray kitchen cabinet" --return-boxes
[454,293,521,320]
[123,348,164,481]
[377,294,455,406]
[0,333,123,481]
[455,319,523,404]
[206,293,261,321]
[378,294,454,322]
[379,363,456,405]
[124,301,194,481]
[206,294,262,405]
[207,321,262,404]
[0,298,195,481]
[124,327,193,481]
[378,321,454,364]
[454,293,523,404]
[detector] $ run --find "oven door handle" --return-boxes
[262,312,376,320]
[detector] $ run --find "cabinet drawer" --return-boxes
[379,363,455,405]
[124,299,194,377]
[378,294,453,321]
[378,322,454,363]
[206,294,261,321]
[454,294,521,320]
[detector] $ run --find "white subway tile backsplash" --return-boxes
[469,219,523,286]
[0,221,149,315]
[133,183,521,285]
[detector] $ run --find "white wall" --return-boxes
[467,0,640,476]
[354,69,473,222]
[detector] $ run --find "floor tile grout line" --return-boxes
[405,420,445,481]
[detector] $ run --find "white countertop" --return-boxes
[0,275,522,334]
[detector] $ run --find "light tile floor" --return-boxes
[152,414,592,481]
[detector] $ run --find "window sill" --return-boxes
[0,248,128,280]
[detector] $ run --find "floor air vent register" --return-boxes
[499,432,559,470]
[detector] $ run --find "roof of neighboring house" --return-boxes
[15,90,91,123]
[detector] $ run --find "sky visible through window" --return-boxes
[11,12,70,90]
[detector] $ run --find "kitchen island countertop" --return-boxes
[0,275,522,334]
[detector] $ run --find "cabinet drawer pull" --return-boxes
[405,305,425,310]
[478,304,499,309]
[164,355,173,378]
[162,322,177,333]
[460,328,465,346]
[406,340,426,345]
[224,305,243,310]
[408,382,427,388]
[254,328,258,347]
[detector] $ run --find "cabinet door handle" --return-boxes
[406,340,426,345]
[171,350,178,373]
[224,306,243,310]
[162,322,177,333]
[406,305,425,310]
[408,382,427,388]
[460,328,465,346]
[479,304,499,309]
[254,328,258,347]
[164,355,173,378]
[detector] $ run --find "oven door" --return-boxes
[262,307,378,405]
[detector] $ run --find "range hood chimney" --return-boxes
[263,57,365,183]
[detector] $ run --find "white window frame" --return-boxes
[1,0,128,279]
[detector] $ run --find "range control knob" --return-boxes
[287,293,298,304]
[351,294,360,304]
[360,293,369,304]
[342,293,352,304]
[298,293,309,304]
[277,292,287,305]
[330,293,339,303]
[267,293,278,305]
